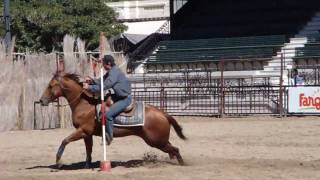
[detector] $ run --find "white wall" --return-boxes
[124,20,167,35]
[106,0,169,20]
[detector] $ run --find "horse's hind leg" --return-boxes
[56,128,85,168]
[83,136,93,169]
[159,142,184,165]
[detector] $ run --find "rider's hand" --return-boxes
[85,76,93,84]
[83,82,90,90]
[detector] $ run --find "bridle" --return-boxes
[53,74,85,107]
[56,89,85,107]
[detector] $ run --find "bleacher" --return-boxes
[131,0,320,75]
[157,35,286,50]
[294,33,320,60]
[305,33,320,43]
[146,35,286,65]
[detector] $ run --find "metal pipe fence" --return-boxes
[132,85,281,116]
[30,48,320,130]
[34,67,320,130]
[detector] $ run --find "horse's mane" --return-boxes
[64,73,81,85]
[63,73,98,101]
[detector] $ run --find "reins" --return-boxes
[55,89,85,107]
[54,74,85,107]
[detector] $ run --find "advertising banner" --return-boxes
[288,86,320,113]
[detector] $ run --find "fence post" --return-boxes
[219,60,225,118]
[284,87,288,117]
[56,99,61,128]
[160,82,165,111]
[279,53,284,117]
[33,101,40,129]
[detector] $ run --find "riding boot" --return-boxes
[104,132,112,145]
[98,111,102,122]
[104,120,113,145]
[108,120,113,140]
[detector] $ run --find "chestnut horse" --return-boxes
[39,72,186,168]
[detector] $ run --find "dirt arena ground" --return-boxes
[1,116,320,180]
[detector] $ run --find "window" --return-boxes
[144,5,164,11]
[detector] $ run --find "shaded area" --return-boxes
[25,159,170,171]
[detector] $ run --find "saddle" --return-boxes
[82,89,136,117]
[109,97,136,117]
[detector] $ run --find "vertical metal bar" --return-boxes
[55,53,61,128]
[33,101,39,129]
[249,87,252,112]
[169,0,174,36]
[315,68,317,85]
[237,79,240,114]
[253,88,256,114]
[160,82,164,110]
[57,99,61,128]
[284,86,288,117]
[316,66,320,85]
[219,60,225,117]
[56,53,59,72]
[279,53,284,117]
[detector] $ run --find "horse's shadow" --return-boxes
[26,159,158,171]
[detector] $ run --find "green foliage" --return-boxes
[0,2,5,38]
[1,0,127,52]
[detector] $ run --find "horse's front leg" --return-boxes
[56,128,86,168]
[83,135,93,169]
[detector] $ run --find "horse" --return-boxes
[39,72,187,168]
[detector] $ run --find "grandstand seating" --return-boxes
[295,45,320,59]
[131,0,320,75]
[294,33,320,59]
[146,35,286,65]
[157,35,285,50]
[305,33,320,43]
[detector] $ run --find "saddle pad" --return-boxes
[114,101,144,127]
[96,101,144,127]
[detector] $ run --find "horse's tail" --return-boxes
[165,114,187,140]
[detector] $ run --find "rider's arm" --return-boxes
[88,77,102,92]
[92,78,100,85]
[88,68,118,92]
[102,69,118,90]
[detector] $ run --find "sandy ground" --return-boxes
[1,116,320,180]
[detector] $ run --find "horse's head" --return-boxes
[40,73,85,106]
[39,73,64,106]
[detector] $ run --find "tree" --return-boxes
[0,0,127,52]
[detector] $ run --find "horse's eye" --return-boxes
[48,85,52,90]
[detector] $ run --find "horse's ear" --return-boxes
[52,71,66,80]
[59,72,66,76]
[57,58,65,73]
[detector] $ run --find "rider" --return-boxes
[83,54,132,144]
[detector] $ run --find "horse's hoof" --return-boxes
[84,163,91,169]
[169,154,174,160]
[56,162,63,169]
[178,160,185,166]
